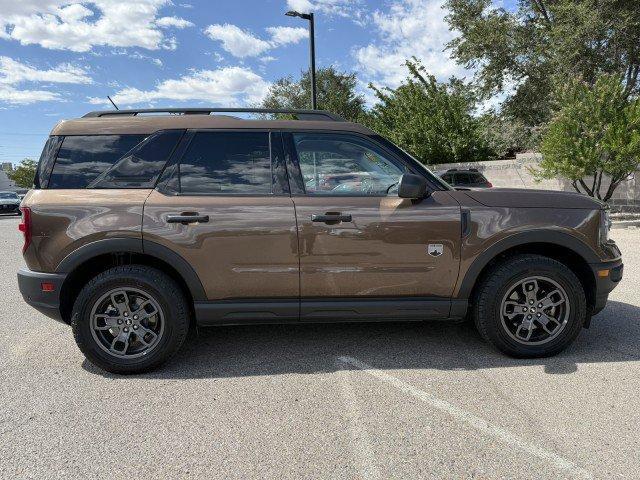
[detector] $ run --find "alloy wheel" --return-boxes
[90,287,165,358]
[500,276,570,345]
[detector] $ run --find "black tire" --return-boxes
[472,254,586,358]
[71,265,190,374]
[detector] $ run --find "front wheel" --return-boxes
[71,265,190,374]
[472,254,587,358]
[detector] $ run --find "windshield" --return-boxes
[0,192,18,199]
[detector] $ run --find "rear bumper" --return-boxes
[17,268,67,323]
[589,258,624,315]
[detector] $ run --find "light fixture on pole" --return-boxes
[285,10,317,110]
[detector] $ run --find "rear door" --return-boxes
[143,130,299,324]
[283,131,462,321]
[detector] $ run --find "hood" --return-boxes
[462,188,605,209]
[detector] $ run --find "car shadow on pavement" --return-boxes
[82,300,640,379]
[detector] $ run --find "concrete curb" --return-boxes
[612,220,640,229]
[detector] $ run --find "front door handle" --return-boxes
[311,213,352,224]
[166,212,209,224]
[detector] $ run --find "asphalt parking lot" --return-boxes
[1,215,638,480]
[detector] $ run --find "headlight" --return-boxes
[600,209,612,245]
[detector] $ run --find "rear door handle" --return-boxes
[311,213,352,224]
[166,213,209,224]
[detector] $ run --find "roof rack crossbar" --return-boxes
[82,108,346,122]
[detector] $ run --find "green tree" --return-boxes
[445,0,640,127]
[7,159,37,188]
[479,111,541,158]
[367,59,494,165]
[534,74,640,201]
[261,66,366,122]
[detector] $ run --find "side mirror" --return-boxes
[398,173,428,199]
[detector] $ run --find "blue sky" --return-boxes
[0,0,515,164]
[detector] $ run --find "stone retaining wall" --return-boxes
[434,153,640,211]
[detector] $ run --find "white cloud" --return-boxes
[89,66,270,106]
[204,24,271,58]
[0,55,92,104]
[354,0,469,91]
[0,0,191,52]
[266,26,307,46]
[156,16,193,29]
[286,0,365,21]
[204,24,307,58]
[0,86,60,104]
[0,56,93,85]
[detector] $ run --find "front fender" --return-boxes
[455,229,600,299]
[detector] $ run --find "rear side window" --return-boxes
[469,172,486,183]
[177,131,272,195]
[455,173,471,185]
[48,135,147,189]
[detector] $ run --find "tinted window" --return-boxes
[292,133,406,196]
[455,173,471,185]
[0,192,18,199]
[441,173,453,183]
[35,136,63,188]
[49,135,146,189]
[178,132,272,194]
[89,131,183,188]
[469,172,486,183]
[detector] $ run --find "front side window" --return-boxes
[292,133,406,196]
[48,135,147,189]
[178,131,272,195]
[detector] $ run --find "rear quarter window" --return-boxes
[35,136,63,188]
[46,132,182,189]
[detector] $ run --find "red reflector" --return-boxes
[41,282,55,292]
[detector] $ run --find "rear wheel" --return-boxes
[72,265,189,374]
[473,254,586,357]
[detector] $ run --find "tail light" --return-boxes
[18,207,31,254]
[487,182,493,188]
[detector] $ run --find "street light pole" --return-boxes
[308,13,317,110]
[286,10,317,110]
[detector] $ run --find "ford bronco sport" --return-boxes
[17,108,623,374]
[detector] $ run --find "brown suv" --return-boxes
[17,108,623,373]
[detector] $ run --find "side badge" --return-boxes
[428,244,444,257]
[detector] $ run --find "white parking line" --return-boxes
[336,362,380,480]
[338,355,592,480]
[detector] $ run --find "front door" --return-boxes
[143,130,299,324]
[284,132,462,320]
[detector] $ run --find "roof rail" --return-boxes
[82,108,346,122]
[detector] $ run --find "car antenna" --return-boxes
[107,96,119,110]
